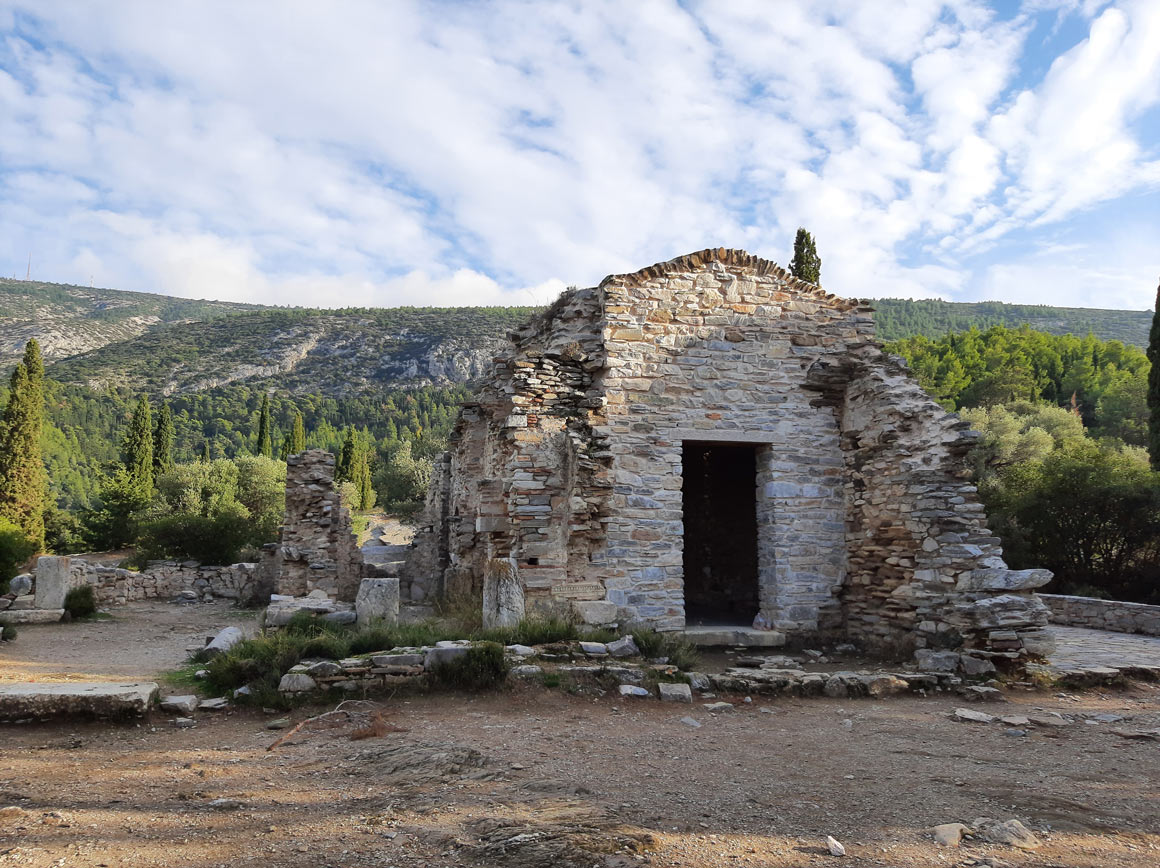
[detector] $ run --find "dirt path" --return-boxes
[2,684,1159,867]
[0,600,256,684]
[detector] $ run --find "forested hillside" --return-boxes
[872,298,1150,347]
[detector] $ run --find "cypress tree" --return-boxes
[200,441,211,463]
[0,344,47,549]
[1147,280,1160,470]
[789,227,821,284]
[153,403,175,476]
[337,427,356,482]
[256,393,273,458]
[279,433,292,461]
[290,410,306,454]
[122,395,154,493]
[354,446,375,510]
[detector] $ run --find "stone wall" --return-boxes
[1041,593,1160,636]
[404,248,1052,656]
[260,450,363,602]
[73,560,260,606]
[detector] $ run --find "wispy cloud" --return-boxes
[0,0,1156,308]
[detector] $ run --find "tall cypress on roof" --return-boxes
[789,228,821,285]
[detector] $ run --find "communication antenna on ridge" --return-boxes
[25,252,31,281]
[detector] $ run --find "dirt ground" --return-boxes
[0,600,256,684]
[2,688,1159,868]
[2,604,1160,868]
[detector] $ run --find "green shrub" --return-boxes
[136,507,253,566]
[63,585,98,619]
[427,642,508,691]
[1,624,17,641]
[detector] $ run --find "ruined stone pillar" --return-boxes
[33,556,71,610]
[482,557,524,629]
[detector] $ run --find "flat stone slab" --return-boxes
[0,609,65,625]
[684,626,787,648]
[0,682,159,720]
[1047,627,1160,680]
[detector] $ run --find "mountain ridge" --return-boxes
[1,279,1152,401]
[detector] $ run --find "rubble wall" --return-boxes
[1042,593,1160,636]
[73,560,260,605]
[262,450,363,602]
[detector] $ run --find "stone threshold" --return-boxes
[683,626,787,647]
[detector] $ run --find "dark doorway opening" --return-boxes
[682,441,760,625]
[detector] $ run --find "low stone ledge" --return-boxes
[1041,594,1160,637]
[0,608,64,625]
[0,681,159,720]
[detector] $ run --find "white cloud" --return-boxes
[0,0,1156,309]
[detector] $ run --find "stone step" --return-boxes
[683,626,787,648]
[0,681,159,720]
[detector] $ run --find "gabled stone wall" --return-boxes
[403,248,1053,657]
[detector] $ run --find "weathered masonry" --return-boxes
[404,249,1053,656]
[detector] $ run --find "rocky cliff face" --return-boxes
[35,307,528,398]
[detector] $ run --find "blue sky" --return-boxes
[0,0,1156,309]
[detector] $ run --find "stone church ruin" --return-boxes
[403,248,1054,658]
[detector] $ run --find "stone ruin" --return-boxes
[257,449,401,627]
[402,248,1055,660]
[259,450,364,601]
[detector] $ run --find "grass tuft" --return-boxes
[427,642,508,691]
[630,627,700,671]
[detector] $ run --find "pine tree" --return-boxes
[256,392,273,458]
[153,403,175,476]
[0,341,48,549]
[1147,280,1160,470]
[290,410,306,454]
[789,227,821,284]
[122,395,154,493]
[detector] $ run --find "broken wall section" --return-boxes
[402,288,612,617]
[260,450,363,602]
[832,351,1053,657]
